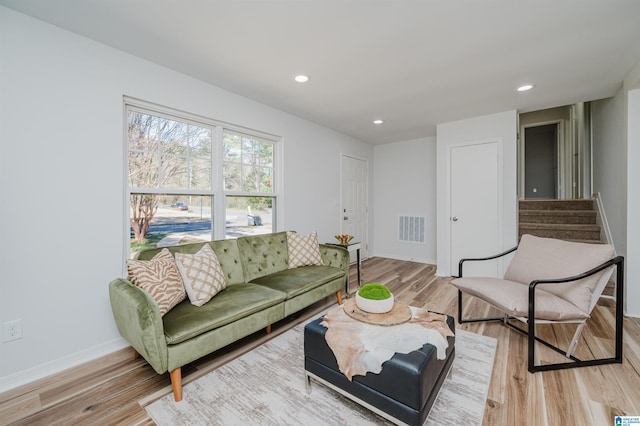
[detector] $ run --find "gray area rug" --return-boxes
[146,319,497,426]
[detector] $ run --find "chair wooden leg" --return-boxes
[336,291,343,305]
[170,368,182,402]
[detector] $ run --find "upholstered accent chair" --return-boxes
[451,234,624,372]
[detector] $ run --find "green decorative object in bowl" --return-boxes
[356,283,394,313]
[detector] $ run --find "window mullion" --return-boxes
[129,187,214,195]
[213,126,226,239]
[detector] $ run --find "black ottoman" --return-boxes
[304,315,455,426]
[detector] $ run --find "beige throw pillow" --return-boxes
[287,231,324,269]
[175,244,228,306]
[126,248,186,316]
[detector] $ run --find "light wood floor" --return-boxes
[1,257,639,425]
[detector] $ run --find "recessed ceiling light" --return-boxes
[517,84,534,92]
[373,119,384,125]
[294,75,309,83]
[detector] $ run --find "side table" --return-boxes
[327,241,362,294]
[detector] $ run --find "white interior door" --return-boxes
[341,155,368,260]
[450,141,500,277]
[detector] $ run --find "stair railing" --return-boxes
[593,193,615,247]
[593,192,617,301]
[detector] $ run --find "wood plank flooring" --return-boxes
[1,257,639,425]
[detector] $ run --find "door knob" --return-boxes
[452,217,458,222]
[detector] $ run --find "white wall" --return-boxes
[626,88,640,317]
[435,110,518,277]
[592,91,627,255]
[0,7,372,390]
[372,137,437,263]
[619,59,640,317]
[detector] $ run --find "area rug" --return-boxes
[146,319,497,426]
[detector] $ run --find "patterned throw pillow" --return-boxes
[287,231,324,269]
[126,249,186,316]
[175,244,228,307]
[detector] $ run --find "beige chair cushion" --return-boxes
[451,277,589,320]
[504,235,614,315]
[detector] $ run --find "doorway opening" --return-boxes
[524,123,558,199]
[519,103,592,200]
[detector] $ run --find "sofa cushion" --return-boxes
[250,265,344,299]
[451,276,589,321]
[162,283,286,345]
[504,234,615,315]
[287,231,324,268]
[208,239,246,285]
[175,244,227,306]
[126,248,186,316]
[237,232,290,282]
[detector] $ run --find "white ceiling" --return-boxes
[3,0,640,144]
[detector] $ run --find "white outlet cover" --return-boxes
[3,319,22,342]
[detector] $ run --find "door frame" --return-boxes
[447,138,503,276]
[340,153,369,259]
[519,119,565,200]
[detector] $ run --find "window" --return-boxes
[126,100,279,256]
[223,131,275,239]
[128,112,213,191]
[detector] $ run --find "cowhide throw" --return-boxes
[320,305,454,381]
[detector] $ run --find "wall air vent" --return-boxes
[398,215,425,243]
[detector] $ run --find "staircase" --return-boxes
[518,198,617,298]
[518,199,602,243]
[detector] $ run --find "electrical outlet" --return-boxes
[3,319,22,342]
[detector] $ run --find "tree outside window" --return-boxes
[128,109,213,254]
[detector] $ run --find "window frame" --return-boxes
[123,97,282,259]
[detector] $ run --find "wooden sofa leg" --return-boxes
[170,368,183,402]
[336,291,343,305]
[133,349,140,360]
[266,324,272,334]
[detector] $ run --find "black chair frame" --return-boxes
[456,246,624,373]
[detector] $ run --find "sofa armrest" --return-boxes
[108,278,168,374]
[319,244,350,274]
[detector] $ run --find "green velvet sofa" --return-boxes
[109,231,348,401]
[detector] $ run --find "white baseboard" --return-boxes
[0,337,129,393]
[435,268,450,277]
[624,310,640,318]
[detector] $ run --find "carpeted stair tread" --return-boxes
[518,198,603,243]
[519,199,594,211]
[518,229,600,241]
[517,236,604,244]
[519,209,597,225]
[519,223,600,231]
